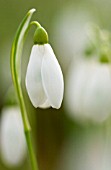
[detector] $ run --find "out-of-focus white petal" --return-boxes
[41,44,64,109]
[0,106,26,167]
[25,45,47,107]
[65,61,92,121]
[83,64,111,122]
[65,60,111,123]
[39,99,51,109]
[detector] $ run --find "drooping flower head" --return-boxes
[25,25,64,109]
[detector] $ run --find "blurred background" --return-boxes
[1,0,111,170]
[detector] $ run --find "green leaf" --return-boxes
[11,8,36,83]
[10,9,36,131]
[10,9,39,170]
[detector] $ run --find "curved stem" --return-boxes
[10,9,39,170]
[30,21,41,28]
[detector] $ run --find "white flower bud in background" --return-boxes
[65,59,111,123]
[26,27,64,109]
[0,106,27,167]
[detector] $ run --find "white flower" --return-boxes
[0,106,27,167]
[25,44,64,109]
[65,59,111,123]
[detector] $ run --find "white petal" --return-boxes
[41,44,64,109]
[25,45,47,107]
[39,99,51,109]
[0,106,26,167]
[83,64,111,122]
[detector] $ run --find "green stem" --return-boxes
[30,21,41,27]
[13,68,38,170]
[10,9,39,170]
[25,131,38,170]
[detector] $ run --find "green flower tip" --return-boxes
[33,26,48,45]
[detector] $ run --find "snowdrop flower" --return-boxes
[65,59,111,123]
[26,26,64,109]
[0,106,27,167]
